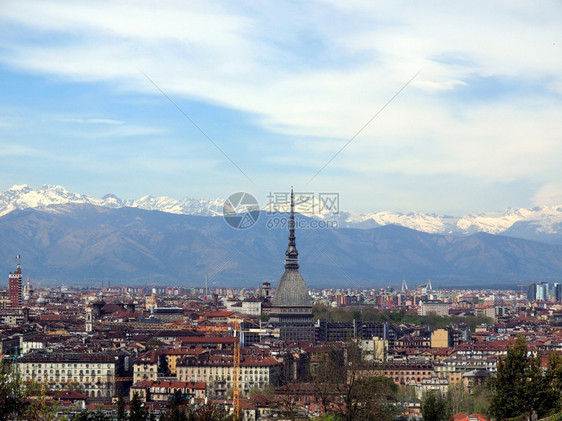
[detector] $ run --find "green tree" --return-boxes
[0,360,59,421]
[488,335,559,420]
[421,390,448,421]
[0,360,21,421]
[489,336,531,420]
[116,394,126,421]
[446,382,490,417]
[545,352,562,409]
[160,390,189,421]
[129,392,148,421]
[248,383,275,398]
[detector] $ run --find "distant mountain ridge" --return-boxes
[2,184,562,243]
[1,184,225,217]
[1,203,562,288]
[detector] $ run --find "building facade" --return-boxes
[419,300,449,316]
[177,353,280,397]
[19,352,130,398]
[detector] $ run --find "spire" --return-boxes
[285,187,299,270]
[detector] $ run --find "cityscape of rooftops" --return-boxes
[2,1,562,420]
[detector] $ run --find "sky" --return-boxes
[0,0,561,216]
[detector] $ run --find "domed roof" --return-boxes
[273,269,312,307]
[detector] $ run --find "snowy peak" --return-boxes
[0,184,111,216]
[133,195,224,216]
[0,184,224,218]
[336,207,562,237]
[1,185,561,240]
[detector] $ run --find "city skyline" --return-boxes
[1,1,561,215]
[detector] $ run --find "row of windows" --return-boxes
[28,369,111,375]
[190,368,268,374]
[35,378,108,385]
[193,375,268,382]
[27,363,112,369]
[384,371,431,376]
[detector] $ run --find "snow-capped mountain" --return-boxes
[1,184,562,241]
[0,184,121,214]
[0,185,224,218]
[335,207,562,239]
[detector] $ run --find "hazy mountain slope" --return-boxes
[1,204,562,288]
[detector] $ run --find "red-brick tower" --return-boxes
[9,259,22,309]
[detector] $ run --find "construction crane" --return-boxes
[232,316,274,419]
[233,317,241,420]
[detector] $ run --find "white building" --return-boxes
[419,300,449,316]
[19,352,129,398]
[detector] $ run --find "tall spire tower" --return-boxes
[270,187,315,342]
[285,187,299,270]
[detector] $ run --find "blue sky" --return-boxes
[0,0,561,215]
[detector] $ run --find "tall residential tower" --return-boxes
[9,260,22,309]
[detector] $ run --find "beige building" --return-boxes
[0,292,10,309]
[133,351,159,383]
[145,293,158,311]
[357,337,388,362]
[434,357,496,386]
[177,354,280,397]
[431,329,452,348]
[414,376,449,398]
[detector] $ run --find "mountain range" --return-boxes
[2,185,562,244]
[1,185,562,288]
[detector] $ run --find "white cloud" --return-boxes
[533,184,562,207]
[59,118,124,125]
[0,144,39,156]
[1,0,561,211]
